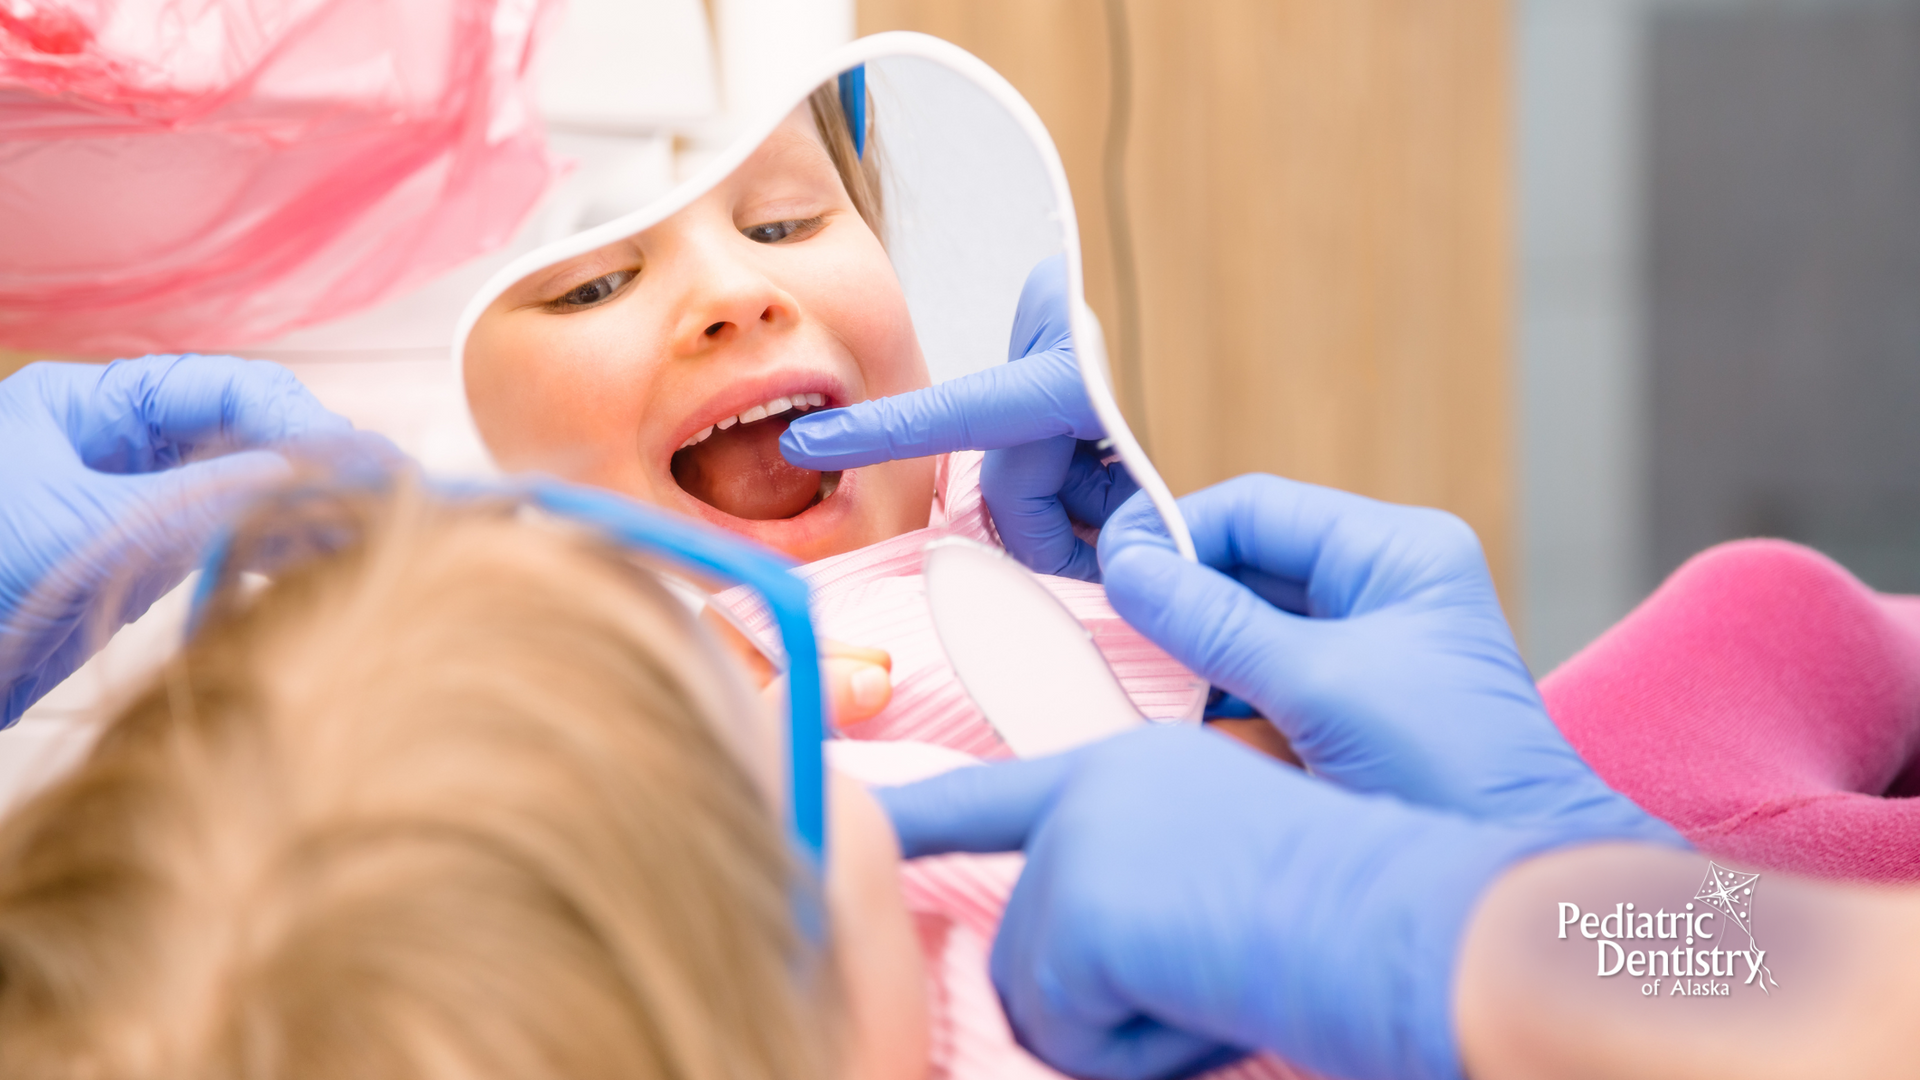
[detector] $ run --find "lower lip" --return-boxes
[668,467,859,558]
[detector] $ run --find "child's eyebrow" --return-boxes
[756,124,837,173]
[733,128,846,210]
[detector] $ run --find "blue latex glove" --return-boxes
[781,255,1135,581]
[878,725,1562,1080]
[0,356,360,724]
[1096,474,1684,846]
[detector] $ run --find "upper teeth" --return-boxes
[680,392,828,449]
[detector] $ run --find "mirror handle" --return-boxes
[1072,300,1196,561]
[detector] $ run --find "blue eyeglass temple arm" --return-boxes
[185,480,829,863]
[532,484,826,861]
[839,64,866,159]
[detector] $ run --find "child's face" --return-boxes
[466,105,938,563]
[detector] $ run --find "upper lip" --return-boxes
[666,370,849,460]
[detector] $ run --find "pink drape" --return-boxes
[0,0,560,355]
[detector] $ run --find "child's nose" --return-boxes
[669,242,798,355]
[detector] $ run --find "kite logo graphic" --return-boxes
[1556,860,1779,997]
[1693,862,1777,994]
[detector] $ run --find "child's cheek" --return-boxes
[483,313,667,482]
[534,338,645,452]
[816,237,932,400]
[849,302,929,399]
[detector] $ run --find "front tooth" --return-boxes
[693,425,714,444]
[739,404,768,424]
[717,415,738,430]
[806,393,825,407]
[765,396,794,416]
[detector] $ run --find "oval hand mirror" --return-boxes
[923,537,1150,757]
[452,31,1194,570]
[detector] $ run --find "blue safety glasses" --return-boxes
[186,477,828,863]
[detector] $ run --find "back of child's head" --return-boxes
[0,482,835,1080]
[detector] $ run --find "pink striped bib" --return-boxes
[721,453,1311,1080]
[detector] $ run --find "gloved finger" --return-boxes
[1055,444,1139,527]
[1041,1029,1243,1080]
[992,872,1244,1080]
[1100,473,1343,585]
[1007,253,1072,359]
[280,428,412,482]
[108,449,294,571]
[1097,487,1176,554]
[2,625,83,726]
[0,586,94,727]
[873,750,1079,858]
[1098,530,1324,723]
[780,347,1096,469]
[2,449,292,724]
[1098,495,1305,607]
[1223,565,1307,615]
[1001,1006,1240,1080]
[1103,475,1489,620]
[51,356,352,472]
[982,437,1099,581]
[1040,538,1100,585]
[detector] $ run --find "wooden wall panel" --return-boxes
[856,1,1125,379]
[0,351,35,383]
[858,0,1517,607]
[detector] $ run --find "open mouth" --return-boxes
[670,392,844,521]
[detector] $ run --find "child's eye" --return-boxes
[547,269,635,311]
[741,216,824,244]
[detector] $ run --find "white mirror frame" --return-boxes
[450,30,1195,562]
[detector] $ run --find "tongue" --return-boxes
[672,413,824,520]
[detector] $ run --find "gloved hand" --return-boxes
[781,255,1135,581]
[878,725,1563,1080]
[1097,474,1684,846]
[0,356,363,724]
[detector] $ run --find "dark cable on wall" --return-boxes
[1102,0,1151,455]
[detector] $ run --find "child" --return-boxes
[0,478,1310,1080]
[461,80,1209,758]
[0,482,928,1080]
[464,84,936,565]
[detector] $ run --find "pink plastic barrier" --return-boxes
[0,0,559,355]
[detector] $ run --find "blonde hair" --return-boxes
[810,79,884,242]
[0,482,837,1080]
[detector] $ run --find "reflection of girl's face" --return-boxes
[466,105,936,563]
